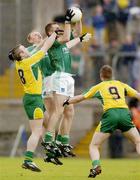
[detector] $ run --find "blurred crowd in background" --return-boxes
[64,0,140,91]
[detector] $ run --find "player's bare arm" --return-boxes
[35,37,48,50]
[63,95,85,106]
[66,33,91,49]
[58,9,75,43]
[41,32,57,52]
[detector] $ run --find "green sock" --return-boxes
[56,134,62,144]
[61,135,69,145]
[44,132,53,143]
[92,160,100,168]
[24,151,34,163]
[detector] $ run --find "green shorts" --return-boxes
[23,93,45,120]
[96,108,135,133]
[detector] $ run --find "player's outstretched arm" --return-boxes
[63,95,85,106]
[41,32,57,52]
[58,9,75,43]
[66,33,91,49]
[30,37,48,54]
[35,37,48,49]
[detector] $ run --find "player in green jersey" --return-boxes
[8,32,57,172]
[43,14,90,158]
[43,10,82,156]
[63,65,140,178]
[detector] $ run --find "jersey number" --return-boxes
[18,69,26,84]
[109,87,120,99]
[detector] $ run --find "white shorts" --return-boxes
[42,75,53,98]
[51,71,75,97]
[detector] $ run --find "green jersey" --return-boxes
[48,41,71,73]
[27,45,54,77]
[48,32,75,73]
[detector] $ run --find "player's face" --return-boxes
[29,32,42,44]
[19,45,30,59]
[50,24,64,37]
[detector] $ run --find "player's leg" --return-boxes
[56,104,75,157]
[22,94,44,172]
[123,127,140,154]
[22,119,43,172]
[42,93,65,164]
[119,108,140,154]
[55,75,75,156]
[89,130,110,178]
[41,77,63,165]
[90,131,110,163]
[58,104,74,135]
[42,97,55,138]
[42,75,55,137]
[88,108,117,178]
[46,92,65,133]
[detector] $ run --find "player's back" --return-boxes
[84,80,137,112]
[15,50,45,94]
[97,80,128,111]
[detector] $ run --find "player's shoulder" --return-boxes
[111,80,127,88]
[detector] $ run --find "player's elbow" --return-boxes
[135,93,140,101]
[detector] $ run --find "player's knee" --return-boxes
[33,127,42,138]
[89,141,100,150]
[64,106,74,118]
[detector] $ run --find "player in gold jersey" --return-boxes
[63,65,140,178]
[8,32,57,172]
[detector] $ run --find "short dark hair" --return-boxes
[45,22,57,36]
[100,65,113,80]
[8,44,21,61]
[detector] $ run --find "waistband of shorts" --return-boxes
[104,107,129,112]
[54,71,74,76]
[24,93,42,97]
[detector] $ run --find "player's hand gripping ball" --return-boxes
[70,7,82,23]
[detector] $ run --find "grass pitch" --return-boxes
[0,157,140,180]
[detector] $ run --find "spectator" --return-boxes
[118,34,137,85]
[120,35,137,64]
[102,0,118,41]
[117,0,135,25]
[108,38,119,64]
[117,0,135,42]
[103,0,118,23]
[92,5,106,47]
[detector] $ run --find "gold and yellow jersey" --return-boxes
[15,50,45,94]
[84,80,137,112]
